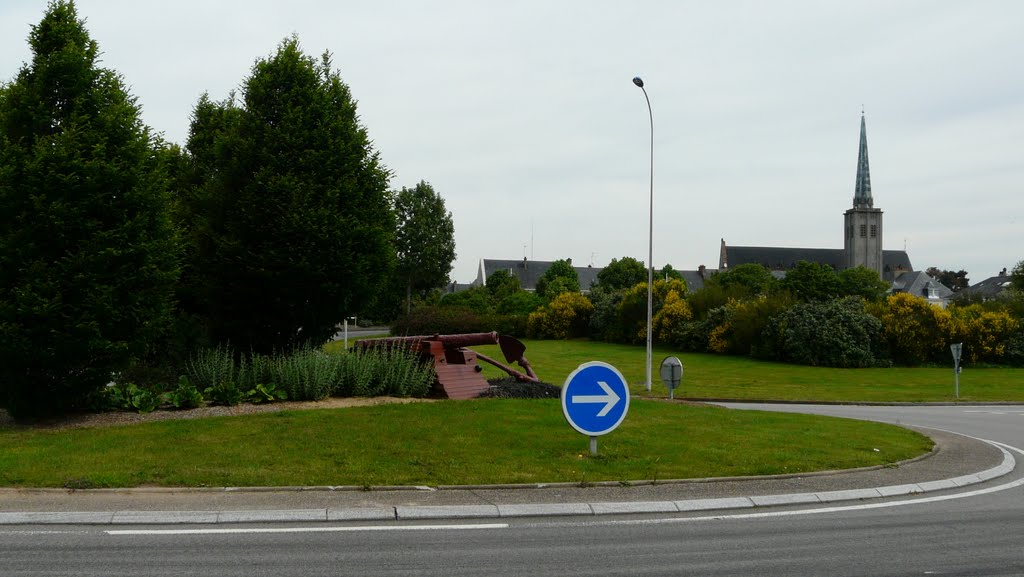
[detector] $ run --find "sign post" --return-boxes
[561,361,630,456]
[950,343,963,399]
[659,356,683,400]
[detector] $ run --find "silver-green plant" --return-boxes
[185,345,236,391]
[271,346,340,401]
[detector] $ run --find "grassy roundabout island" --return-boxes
[0,398,931,488]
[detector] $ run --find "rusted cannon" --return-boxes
[356,332,538,399]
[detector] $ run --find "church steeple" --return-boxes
[853,113,873,209]
[844,112,883,278]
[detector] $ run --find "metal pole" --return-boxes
[343,318,349,349]
[633,76,654,393]
[955,362,960,399]
[590,436,598,456]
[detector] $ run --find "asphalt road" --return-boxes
[4,405,1023,576]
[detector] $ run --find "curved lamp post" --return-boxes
[633,76,653,393]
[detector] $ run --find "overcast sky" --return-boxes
[2,1,1022,284]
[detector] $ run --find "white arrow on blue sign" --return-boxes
[561,361,630,437]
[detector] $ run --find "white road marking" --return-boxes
[106,523,508,536]
[597,438,1024,527]
[0,530,86,535]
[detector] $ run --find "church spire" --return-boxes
[853,113,873,209]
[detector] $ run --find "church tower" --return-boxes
[843,114,883,276]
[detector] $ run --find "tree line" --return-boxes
[401,258,1024,369]
[0,1,455,417]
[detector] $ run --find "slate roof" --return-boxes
[720,245,914,281]
[891,271,954,302]
[474,259,712,293]
[960,274,1015,300]
[475,259,601,292]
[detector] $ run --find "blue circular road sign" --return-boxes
[561,361,630,436]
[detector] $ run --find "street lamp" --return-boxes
[633,76,653,393]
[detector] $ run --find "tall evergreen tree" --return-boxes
[394,181,456,314]
[182,37,394,353]
[0,1,178,418]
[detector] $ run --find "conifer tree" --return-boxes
[0,1,178,417]
[182,37,394,352]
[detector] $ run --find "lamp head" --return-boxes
[632,76,644,88]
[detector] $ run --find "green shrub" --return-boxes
[760,297,883,368]
[204,382,244,406]
[528,292,594,339]
[873,293,951,365]
[185,345,236,391]
[391,306,491,335]
[237,353,274,391]
[588,287,626,342]
[99,383,160,414]
[373,347,434,397]
[439,286,493,314]
[495,291,544,316]
[244,383,288,404]
[337,350,376,396]
[162,376,205,410]
[271,347,339,401]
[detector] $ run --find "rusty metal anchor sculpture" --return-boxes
[355,332,538,399]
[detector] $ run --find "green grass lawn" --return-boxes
[0,400,931,488]
[471,339,1024,402]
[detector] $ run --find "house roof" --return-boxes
[892,271,954,301]
[961,274,1015,300]
[720,245,914,281]
[476,259,601,292]
[475,258,713,293]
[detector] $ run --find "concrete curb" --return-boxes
[0,441,1014,526]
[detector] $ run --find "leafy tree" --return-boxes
[596,256,647,291]
[587,286,626,342]
[535,258,579,299]
[486,268,521,302]
[495,290,543,315]
[838,266,891,302]
[652,290,693,343]
[0,1,178,418]
[394,180,456,314]
[925,267,970,292]
[686,283,751,320]
[659,264,685,283]
[780,261,840,302]
[617,278,688,344]
[1012,260,1024,293]
[708,263,777,296]
[181,37,393,353]
[438,286,492,315]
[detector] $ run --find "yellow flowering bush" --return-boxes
[878,293,952,365]
[527,292,595,340]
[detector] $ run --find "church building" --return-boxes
[719,114,915,283]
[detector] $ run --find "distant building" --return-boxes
[472,258,714,293]
[891,270,954,308]
[959,269,1016,302]
[474,258,600,293]
[719,114,921,284]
